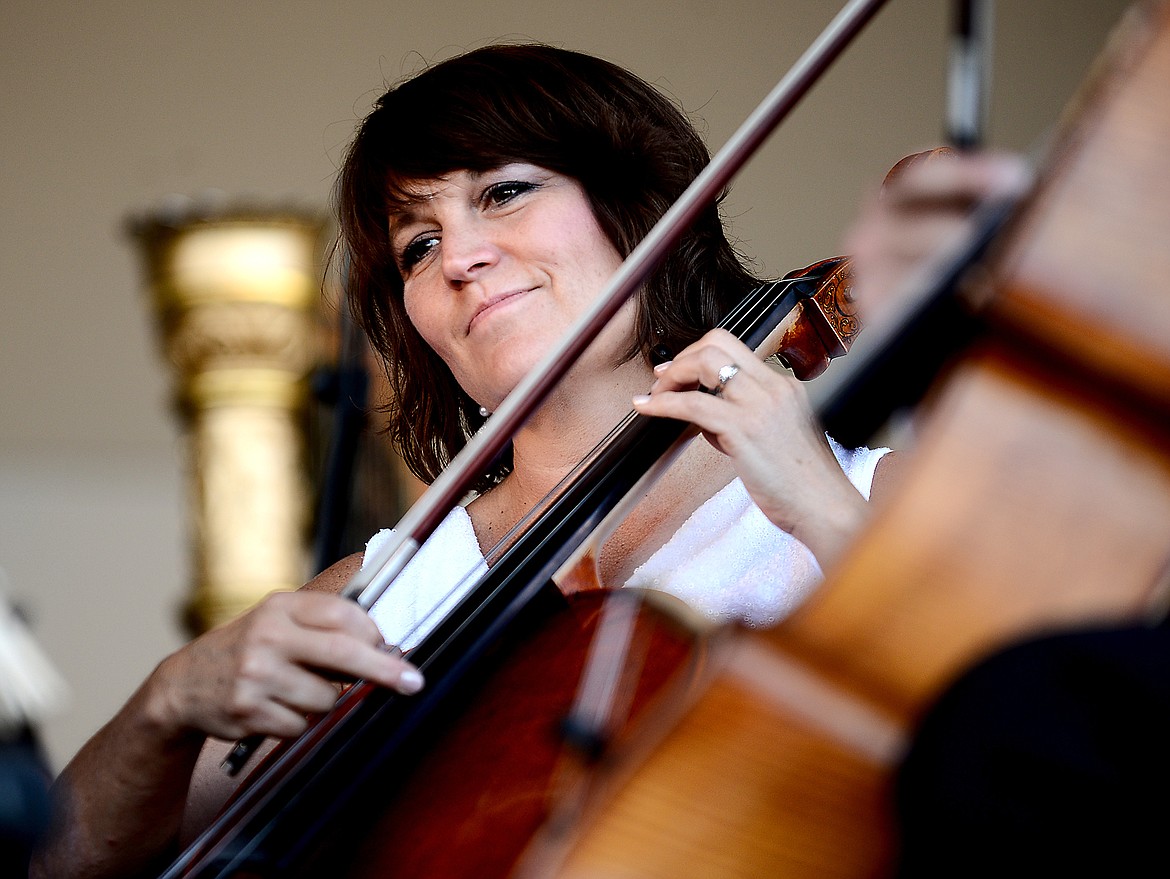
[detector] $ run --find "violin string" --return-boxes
[723,276,806,347]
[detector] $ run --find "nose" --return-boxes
[441,219,499,287]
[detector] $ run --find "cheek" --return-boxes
[402,290,471,394]
[572,220,623,284]
[402,289,445,356]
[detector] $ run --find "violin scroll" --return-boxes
[773,255,859,381]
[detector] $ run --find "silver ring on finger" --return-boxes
[715,363,739,396]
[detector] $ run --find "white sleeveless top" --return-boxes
[363,439,887,649]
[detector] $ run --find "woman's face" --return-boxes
[389,164,630,410]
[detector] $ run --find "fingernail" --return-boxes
[398,668,425,694]
[632,394,651,406]
[653,360,672,374]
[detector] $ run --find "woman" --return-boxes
[33,44,895,878]
[341,44,891,640]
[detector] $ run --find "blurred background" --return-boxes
[0,0,1132,771]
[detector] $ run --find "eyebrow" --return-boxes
[386,205,425,243]
[386,195,444,246]
[386,169,499,243]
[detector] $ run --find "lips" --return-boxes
[467,287,536,334]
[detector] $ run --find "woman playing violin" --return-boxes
[34,44,897,878]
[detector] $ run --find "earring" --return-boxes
[479,405,491,418]
[650,327,672,366]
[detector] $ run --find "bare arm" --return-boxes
[31,553,420,879]
[178,553,364,844]
[30,679,207,879]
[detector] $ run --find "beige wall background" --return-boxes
[1,0,1133,770]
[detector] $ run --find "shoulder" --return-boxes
[302,552,365,595]
[869,450,902,504]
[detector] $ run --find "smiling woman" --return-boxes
[32,43,895,879]
[391,166,627,415]
[338,44,770,495]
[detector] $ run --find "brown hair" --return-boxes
[337,43,757,490]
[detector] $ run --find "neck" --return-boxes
[468,354,655,547]
[515,355,653,501]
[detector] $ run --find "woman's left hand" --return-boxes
[632,328,868,566]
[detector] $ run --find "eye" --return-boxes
[397,233,440,274]
[481,179,538,209]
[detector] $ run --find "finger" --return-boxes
[633,383,731,426]
[250,592,425,694]
[235,698,317,740]
[281,629,424,695]
[207,640,422,740]
[230,653,342,720]
[649,335,742,388]
[883,151,1030,212]
[278,590,387,646]
[652,346,764,397]
[657,327,750,363]
[264,704,315,739]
